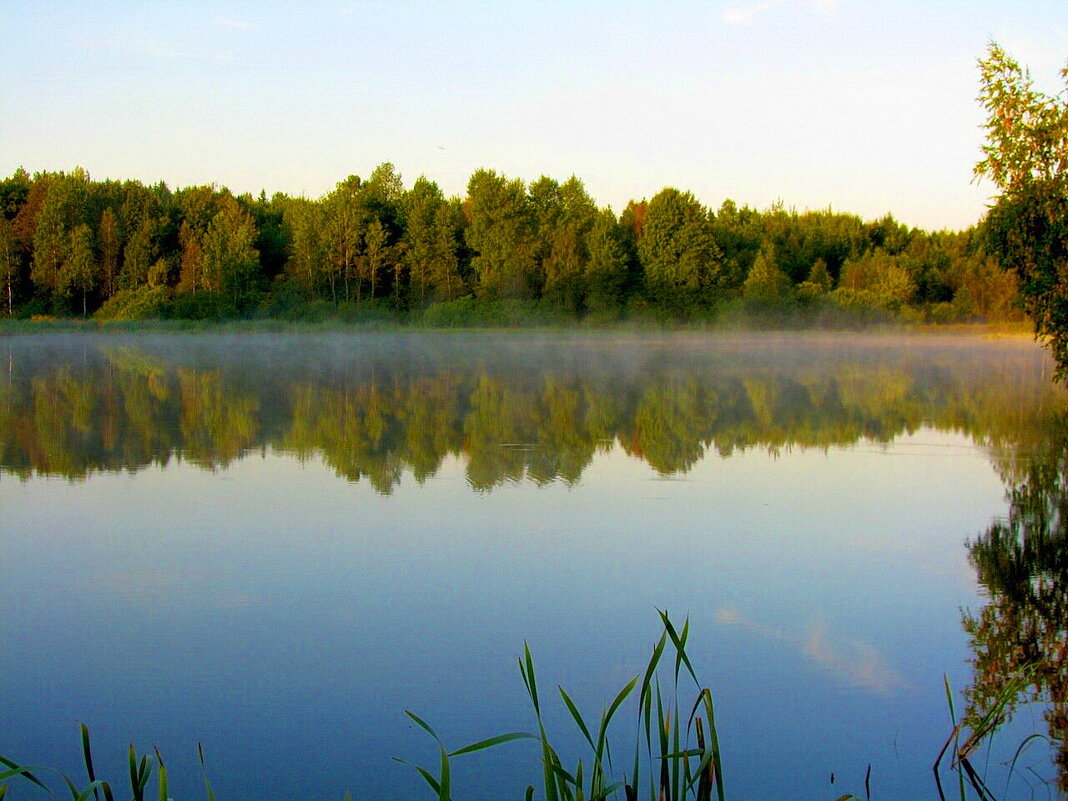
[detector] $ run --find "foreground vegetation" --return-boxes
[0,613,1052,801]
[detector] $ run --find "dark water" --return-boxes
[1,331,1065,800]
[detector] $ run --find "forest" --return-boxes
[0,164,1023,325]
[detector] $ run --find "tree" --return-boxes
[0,217,16,314]
[464,169,539,300]
[59,223,97,316]
[637,188,724,311]
[584,209,630,313]
[201,198,260,306]
[31,172,88,294]
[403,177,463,306]
[283,197,329,298]
[121,218,156,290]
[99,207,120,299]
[742,242,792,302]
[322,175,363,302]
[976,42,1068,377]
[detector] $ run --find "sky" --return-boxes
[2,0,1066,231]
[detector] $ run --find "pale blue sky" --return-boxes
[2,0,1065,229]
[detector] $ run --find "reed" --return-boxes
[398,610,725,801]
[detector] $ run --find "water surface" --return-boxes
[1,331,1065,800]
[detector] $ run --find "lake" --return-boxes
[1,330,1065,801]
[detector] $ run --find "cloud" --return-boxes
[76,33,234,63]
[715,605,910,695]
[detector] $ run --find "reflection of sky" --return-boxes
[0,428,1051,801]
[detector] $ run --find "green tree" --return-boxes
[174,186,221,294]
[637,188,724,311]
[403,177,463,306]
[530,175,597,312]
[121,218,157,290]
[31,172,89,295]
[322,175,363,302]
[99,207,120,299]
[283,197,329,298]
[359,217,392,301]
[0,217,16,314]
[743,242,792,302]
[202,198,260,307]
[584,208,630,313]
[837,249,915,308]
[464,169,538,300]
[59,223,97,316]
[975,42,1068,377]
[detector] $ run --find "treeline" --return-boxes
[0,164,1023,323]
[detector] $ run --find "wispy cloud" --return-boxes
[75,33,234,63]
[715,605,910,695]
[723,0,841,26]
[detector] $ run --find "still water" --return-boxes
[1,331,1065,800]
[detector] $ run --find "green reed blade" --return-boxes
[604,675,639,732]
[524,643,541,718]
[540,725,561,801]
[137,755,151,796]
[558,686,595,751]
[79,723,101,801]
[157,762,167,801]
[128,745,140,801]
[548,760,577,788]
[0,781,8,801]
[657,610,698,687]
[405,710,444,746]
[525,786,534,801]
[391,758,441,796]
[438,741,451,801]
[696,689,725,801]
[75,780,111,801]
[196,742,216,801]
[63,774,80,801]
[450,731,538,757]
[100,781,114,801]
[638,632,667,719]
[0,756,49,793]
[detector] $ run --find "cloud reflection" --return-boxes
[716,605,910,694]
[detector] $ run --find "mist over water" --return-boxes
[1,331,1065,800]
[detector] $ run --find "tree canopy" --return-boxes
[0,162,1024,326]
[976,42,1068,377]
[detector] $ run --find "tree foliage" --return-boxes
[0,162,1026,324]
[976,42,1068,376]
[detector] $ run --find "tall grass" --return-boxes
[396,611,726,801]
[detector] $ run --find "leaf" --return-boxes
[80,723,101,801]
[558,687,595,751]
[404,710,443,746]
[391,758,441,796]
[449,731,537,757]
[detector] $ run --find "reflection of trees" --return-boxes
[0,336,1064,495]
[963,409,1068,792]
